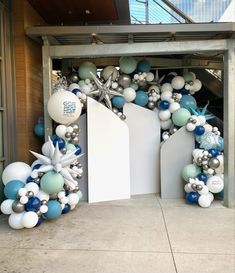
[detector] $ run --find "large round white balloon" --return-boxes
[207,175,224,193]
[101,66,119,81]
[159,110,171,121]
[22,211,38,228]
[123,87,136,102]
[8,212,25,229]
[25,183,39,195]
[160,119,172,130]
[171,76,185,90]
[198,195,211,208]
[2,162,32,185]
[0,199,14,215]
[169,102,180,113]
[161,83,173,93]
[55,125,67,139]
[68,193,79,206]
[36,190,50,201]
[161,91,172,102]
[215,155,224,174]
[41,141,51,157]
[47,91,82,125]
[192,79,202,92]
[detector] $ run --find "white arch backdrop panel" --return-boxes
[87,97,130,203]
[160,126,195,198]
[123,103,161,195]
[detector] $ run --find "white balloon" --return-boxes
[198,185,209,195]
[184,183,192,193]
[8,212,25,229]
[198,116,206,126]
[148,85,160,94]
[160,119,172,130]
[159,110,171,121]
[123,87,136,102]
[55,125,67,138]
[68,83,80,92]
[20,196,29,204]
[47,90,82,125]
[2,162,32,185]
[161,83,173,93]
[192,79,202,92]
[215,155,224,174]
[80,84,91,94]
[25,183,39,195]
[68,193,79,205]
[61,196,69,204]
[36,190,50,201]
[171,76,185,90]
[204,124,213,132]
[146,72,154,82]
[186,123,196,132]
[207,192,214,202]
[18,188,27,197]
[169,102,180,113]
[40,205,48,213]
[207,175,224,193]
[101,66,119,81]
[0,199,14,215]
[161,91,172,102]
[198,195,211,208]
[41,141,51,157]
[22,211,38,228]
[31,160,42,169]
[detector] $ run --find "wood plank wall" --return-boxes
[12,0,45,164]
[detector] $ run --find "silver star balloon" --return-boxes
[87,72,123,110]
[30,137,84,190]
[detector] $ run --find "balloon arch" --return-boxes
[1,56,224,229]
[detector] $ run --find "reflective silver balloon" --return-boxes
[169,125,178,135]
[191,183,197,191]
[112,107,119,114]
[65,132,71,139]
[61,148,67,154]
[77,174,82,179]
[34,178,41,184]
[73,185,80,193]
[26,191,34,198]
[72,124,80,133]
[208,158,220,169]
[68,72,79,84]
[120,114,126,120]
[196,184,203,191]
[72,136,79,145]
[116,86,123,93]
[118,74,131,88]
[202,155,208,161]
[196,157,202,165]
[203,165,209,171]
[49,193,58,200]
[71,132,77,139]
[41,200,48,205]
[37,210,42,217]
[12,201,25,213]
[148,102,155,109]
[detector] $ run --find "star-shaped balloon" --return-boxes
[190,101,214,121]
[87,72,123,110]
[30,137,84,190]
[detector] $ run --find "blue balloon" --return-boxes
[53,136,66,150]
[44,200,62,219]
[112,96,125,109]
[72,88,81,95]
[26,176,34,183]
[196,173,208,183]
[215,189,224,199]
[34,123,44,137]
[161,73,175,84]
[134,91,149,107]
[159,100,170,110]
[186,192,199,204]
[137,59,151,72]
[25,197,41,212]
[179,87,189,95]
[75,145,82,155]
[36,217,43,227]
[62,204,71,214]
[4,180,25,199]
[208,148,219,157]
[32,163,42,171]
[180,95,197,112]
[194,125,205,136]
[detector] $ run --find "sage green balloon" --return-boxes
[119,56,137,74]
[172,108,191,127]
[66,143,76,152]
[40,171,64,194]
[78,62,97,80]
[181,164,201,182]
[183,72,194,82]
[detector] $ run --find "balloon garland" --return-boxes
[1,57,224,229]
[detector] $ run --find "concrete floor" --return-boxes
[0,194,234,273]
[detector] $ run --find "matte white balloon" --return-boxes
[215,155,224,174]
[161,91,172,102]
[197,116,206,126]
[22,211,38,228]
[159,110,171,121]
[68,193,79,205]
[160,119,172,130]
[169,102,180,113]
[80,84,91,94]
[36,190,50,201]
[8,212,25,229]
[186,123,196,132]
[207,175,224,193]
[41,141,51,157]
[47,91,82,125]
[146,72,154,82]
[55,125,67,139]
[68,83,80,92]
[161,83,173,93]
[198,195,211,208]
[25,183,39,195]
[2,162,32,185]
[0,199,14,215]
[123,87,136,102]
[198,185,209,195]
[171,76,185,90]
[101,66,119,81]
[192,79,202,92]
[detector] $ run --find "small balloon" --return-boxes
[12,200,25,213]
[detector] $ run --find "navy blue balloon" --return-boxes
[25,197,41,212]
[34,123,44,137]
[75,145,82,155]
[186,192,199,204]
[208,148,219,158]
[179,87,189,95]
[36,217,43,227]
[32,163,42,171]
[161,73,175,84]
[53,136,66,149]
[72,89,81,95]
[159,100,170,110]
[196,173,208,183]
[137,59,151,72]
[194,125,205,136]
[62,204,71,214]
[26,176,34,183]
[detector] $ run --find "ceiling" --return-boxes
[27,0,130,25]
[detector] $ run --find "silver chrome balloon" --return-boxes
[208,158,220,169]
[118,74,131,88]
[12,201,25,213]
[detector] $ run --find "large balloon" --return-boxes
[134,91,149,107]
[44,200,62,219]
[171,76,185,90]
[22,211,38,228]
[207,175,224,193]
[4,180,25,199]
[123,87,136,102]
[180,95,197,111]
[101,66,119,81]
[118,74,131,88]
[8,212,25,229]
[119,56,137,74]
[47,91,82,125]
[2,162,32,185]
[137,59,151,72]
[182,164,201,182]
[112,96,125,109]
[172,108,191,127]
[40,171,64,194]
[183,72,194,82]
[0,199,14,215]
[78,62,97,80]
